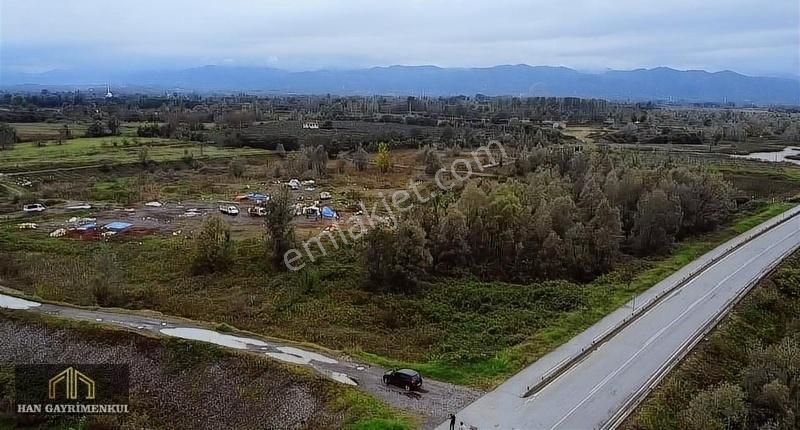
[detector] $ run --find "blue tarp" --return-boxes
[321,206,337,219]
[103,222,133,232]
[245,192,269,203]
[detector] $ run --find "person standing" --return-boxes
[459,422,467,430]
[449,414,456,430]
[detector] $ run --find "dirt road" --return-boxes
[0,288,480,429]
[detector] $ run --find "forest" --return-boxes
[362,146,735,291]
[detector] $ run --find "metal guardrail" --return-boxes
[523,205,800,399]
[601,223,800,430]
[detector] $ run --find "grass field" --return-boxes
[2,136,800,393]
[349,202,796,387]
[10,122,143,141]
[0,199,793,390]
[0,136,267,171]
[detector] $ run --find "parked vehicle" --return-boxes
[22,203,47,213]
[248,206,267,217]
[382,369,423,390]
[218,205,239,216]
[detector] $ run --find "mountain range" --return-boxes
[3,65,799,104]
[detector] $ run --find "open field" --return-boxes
[0,193,796,390]
[9,121,145,141]
[0,136,267,172]
[3,122,800,399]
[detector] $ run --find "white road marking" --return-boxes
[547,227,800,430]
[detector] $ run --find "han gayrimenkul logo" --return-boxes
[15,364,129,415]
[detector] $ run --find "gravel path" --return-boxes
[0,288,481,428]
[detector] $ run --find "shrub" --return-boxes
[191,216,233,274]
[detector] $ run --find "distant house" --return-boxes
[302,121,319,129]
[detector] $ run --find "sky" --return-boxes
[1,0,799,77]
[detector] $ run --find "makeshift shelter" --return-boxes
[103,222,133,233]
[320,206,338,220]
[76,222,97,232]
[247,192,269,203]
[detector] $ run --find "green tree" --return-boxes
[107,116,121,136]
[440,125,455,143]
[229,157,246,178]
[0,123,17,150]
[589,198,623,272]
[58,124,71,145]
[192,216,233,274]
[91,246,125,306]
[85,120,107,137]
[264,188,296,269]
[311,144,329,176]
[679,383,747,430]
[418,145,442,175]
[363,221,432,292]
[671,168,734,233]
[137,145,150,167]
[433,209,470,271]
[632,186,683,255]
[375,142,391,173]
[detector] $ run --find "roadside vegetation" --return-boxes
[624,250,800,430]
[1,92,799,396]
[0,310,414,430]
[0,150,796,389]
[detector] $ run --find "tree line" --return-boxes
[364,147,735,291]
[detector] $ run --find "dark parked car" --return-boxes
[383,369,423,390]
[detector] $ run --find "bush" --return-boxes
[90,247,128,307]
[191,216,233,274]
[229,157,246,178]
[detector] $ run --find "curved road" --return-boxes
[439,206,800,430]
[0,289,480,429]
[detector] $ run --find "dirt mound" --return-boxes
[0,316,346,429]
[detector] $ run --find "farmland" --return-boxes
[0,136,265,172]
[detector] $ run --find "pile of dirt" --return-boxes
[0,315,347,429]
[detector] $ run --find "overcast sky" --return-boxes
[1,0,798,77]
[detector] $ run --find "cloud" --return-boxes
[1,0,798,76]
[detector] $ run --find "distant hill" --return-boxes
[3,65,799,104]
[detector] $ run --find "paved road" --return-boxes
[440,207,800,430]
[0,289,480,429]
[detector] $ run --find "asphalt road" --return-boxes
[440,209,800,430]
